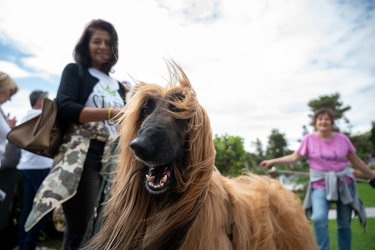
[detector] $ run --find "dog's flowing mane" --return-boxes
[86,62,216,249]
[84,61,317,250]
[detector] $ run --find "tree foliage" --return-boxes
[370,121,375,156]
[213,134,249,176]
[266,129,288,159]
[302,125,309,137]
[251,138,264,165]
[350,132,373,160]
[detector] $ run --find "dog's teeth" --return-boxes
[146,174,153,182]
[161,175,168,184]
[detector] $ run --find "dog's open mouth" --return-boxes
[145,165,171,194]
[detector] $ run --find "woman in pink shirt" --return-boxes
[260,107,375,250]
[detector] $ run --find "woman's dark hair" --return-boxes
[312,107,335,126]
[74,19,119,73]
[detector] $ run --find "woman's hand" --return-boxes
[259,152,302,169]
[109,107,124,122]
[347,153,375,186]
[260,160,272,169]
[6,114,17,129]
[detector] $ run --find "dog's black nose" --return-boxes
[130,138,155,161]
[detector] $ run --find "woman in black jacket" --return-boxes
[25,19,126,250]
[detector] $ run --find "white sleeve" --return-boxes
[0,114,10,155]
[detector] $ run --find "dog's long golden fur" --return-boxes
[84,61,317,250]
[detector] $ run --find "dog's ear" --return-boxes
[186,104,216,171]
[116,84,157,177]
[164,59,216,171]
[128,82,147,98]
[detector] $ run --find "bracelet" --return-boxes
[108,107,113,120]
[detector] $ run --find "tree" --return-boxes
[350,132,373,160]
[370,121,375,156]
[302,125,309,137]
[213,134,248,176]
[251,138,264,165]
[307,92,351,132]
[298,125,310,144]
[265,129,288,159]
[245,152,257,169]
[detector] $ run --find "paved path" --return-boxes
[328,207,375,219]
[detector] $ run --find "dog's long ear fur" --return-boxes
[84,60,216,250]
[165,61,216,193]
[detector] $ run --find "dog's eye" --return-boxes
[141,97,155,117]
[142,107,152,116]
[169,104,182,113]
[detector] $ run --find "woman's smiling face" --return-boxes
[315,113,333,132]
[89,30,112,71]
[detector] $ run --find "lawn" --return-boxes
[357,182,375,207]
[312,218,375,250]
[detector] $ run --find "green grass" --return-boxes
[357,182,375,207]
[314,218,375,250]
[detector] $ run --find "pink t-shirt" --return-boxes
[297,132,356,189]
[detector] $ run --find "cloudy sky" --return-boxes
[0,0,374,153]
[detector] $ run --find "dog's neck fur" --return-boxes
[148,188,208,249]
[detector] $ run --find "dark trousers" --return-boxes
[62,139,104,250]
[18,168,50,250]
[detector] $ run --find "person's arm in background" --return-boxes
[5,113,16,129]
[347,153,375,187]
[0,111,12,154]
[0,113,10,140]
[260,151,303,169]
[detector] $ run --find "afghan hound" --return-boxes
[84,61,317,250]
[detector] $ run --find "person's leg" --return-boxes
[312,188,331,250]
[62,140,104,250]
[336,185,353,250]
[18,170,31,250]
[18,169,50,250]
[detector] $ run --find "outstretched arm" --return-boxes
[347,153,375,187]
[260,151,303,169]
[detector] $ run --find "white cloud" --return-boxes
[0,61,31,78]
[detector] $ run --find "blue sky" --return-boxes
[1,0,374,152]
